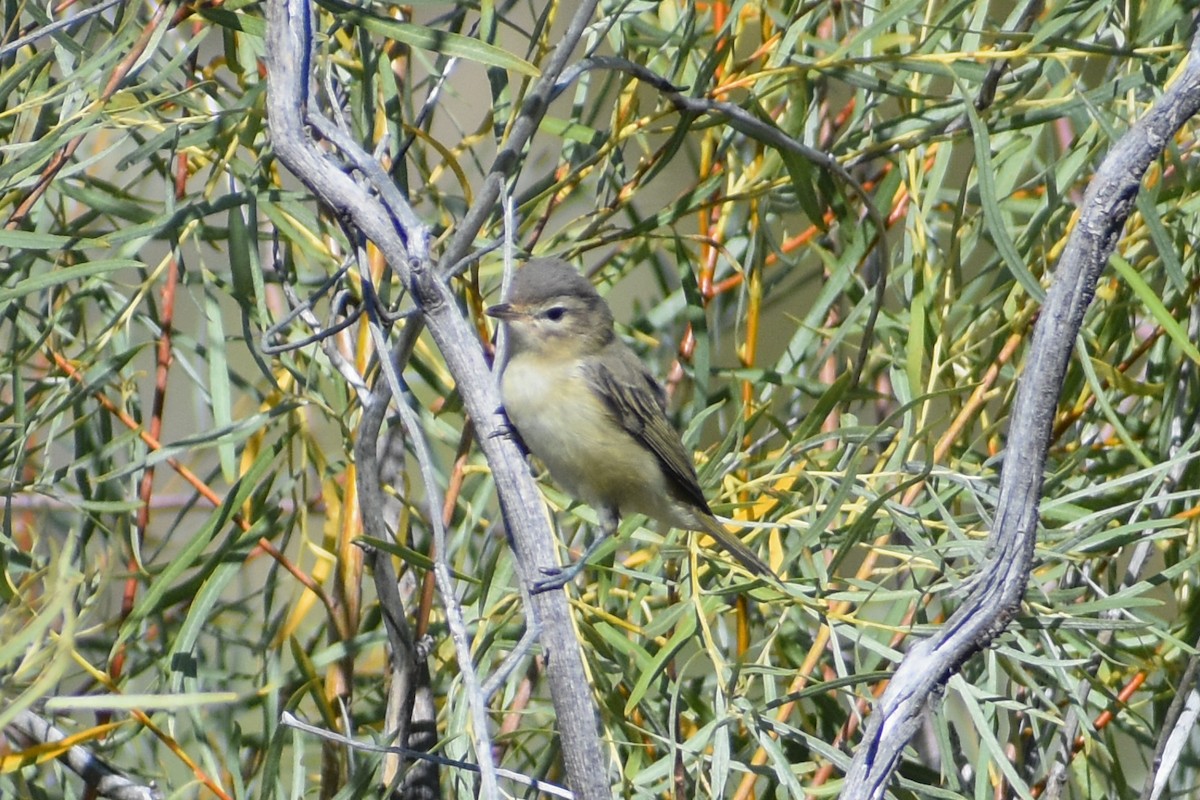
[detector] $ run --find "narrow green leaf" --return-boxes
[169,544,258,693]
[1135,191,1186,293]
[197,6,266,37]
[205,290,237,483]
[625,610,696,713]
[0,229,104,249]
[906,258,927,397]
[228,200,256,308]
[124,439,283,627]
[778,143,827,230]
[538,115,605,146]
[1087,356,1163,397]
[1077,349,1153,468]
[1110,254,1200,364]
[45,692,241,711]
[952,675,1037,799]
[243,194,268,323]
[958,76,1044,300]
[315,0,539,77]
[0,260,141,303]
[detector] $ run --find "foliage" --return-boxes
[1,0,1199,798]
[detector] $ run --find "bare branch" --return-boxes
[263,1,612,795]
[840,30,1200,800]
[366,312,500,795]
[353,377,419,790]
[5,711,161,800]
[281,712,572,798]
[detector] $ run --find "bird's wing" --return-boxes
[585,345,712,512]
[588,345,776,580]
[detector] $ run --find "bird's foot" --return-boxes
[531,562,587,594]
[529,535,610,594]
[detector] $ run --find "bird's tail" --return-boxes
[695,513,777,580]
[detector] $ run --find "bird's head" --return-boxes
[486,258,615,359]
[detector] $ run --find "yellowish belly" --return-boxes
[500,355,671,518]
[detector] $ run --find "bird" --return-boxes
[486,257,774,590]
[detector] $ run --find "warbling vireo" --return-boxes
[486,257,773,588]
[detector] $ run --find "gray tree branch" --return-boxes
[263,1,610,796]
[5,710,161,800]
[841,30,1200,800]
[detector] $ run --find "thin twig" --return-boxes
[366,312,500,796]
[0,0,124,62]
[281,712,572,798]
[354,382,420,790]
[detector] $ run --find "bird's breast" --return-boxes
[500,354,670,515]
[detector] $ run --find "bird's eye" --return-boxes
[544,306,567,322]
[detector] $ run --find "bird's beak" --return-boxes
[486,303,520,320]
